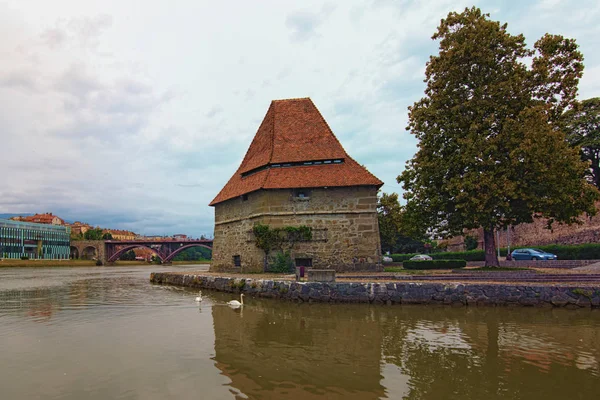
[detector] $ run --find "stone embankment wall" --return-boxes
[212,187,382,273]
[150,273,600,308]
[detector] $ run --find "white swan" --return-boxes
[195,291,203,302]
[228,293,244,308]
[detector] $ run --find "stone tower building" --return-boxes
[209,98,383,272]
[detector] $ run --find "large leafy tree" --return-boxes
[377,192,427,254]
[562,98,600,189]
[84,228,104,240]
[377,193,404,253]
[398,7,598,266]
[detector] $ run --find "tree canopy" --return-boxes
[84,228,105,240]
[562,97,600,189]
[377,192,428,254]
[398,7,598,266]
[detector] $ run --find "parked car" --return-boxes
[510,248,557,261]
[382,256,393,263]
[409,254,433,261]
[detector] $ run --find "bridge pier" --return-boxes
[70,240,107,263]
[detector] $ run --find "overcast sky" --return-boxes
[1,0,599,237]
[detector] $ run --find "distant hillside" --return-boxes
[0,213,32,220]
[0,213,74,224]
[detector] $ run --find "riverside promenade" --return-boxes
[150,269,600,308]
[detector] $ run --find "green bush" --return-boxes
[464,235,479,251]
[513,243,600,260]
[391,250,485,262]
[20,255,29,260]
[432,250,485,261]
[391,253,417,262]
[269,251,294,273]
[403,260,467,269]
[393,243,600,262]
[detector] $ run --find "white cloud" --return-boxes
[0,0,599,237]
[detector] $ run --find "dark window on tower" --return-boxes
[295,258,313,267]
[241,194,249,201]
[233,255,241,267]
[293,189,311,199]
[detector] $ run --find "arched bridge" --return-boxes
[104,239,213,263]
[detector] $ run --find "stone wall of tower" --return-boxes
[211,186,383,272]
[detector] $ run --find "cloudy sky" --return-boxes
[1,0,599,237]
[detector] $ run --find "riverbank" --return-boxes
[150,272,600,308]
[0,259,210,268]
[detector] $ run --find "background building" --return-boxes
[210,98,383,272]
[103,229,136,241]
[69,221,92,236]
[0,219,70,260]
[11,213,65,225]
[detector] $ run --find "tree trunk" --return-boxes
[483,228,499,267]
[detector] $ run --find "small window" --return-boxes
[303,161,313,165]
[314,161,322,165]
[324,160,332,164]
[233,255,241,267]
[241,194,249,201]
[293,189,311,199]
[272,164,281,168]
[333,159,342,163]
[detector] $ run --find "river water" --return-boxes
[1,265,599,400]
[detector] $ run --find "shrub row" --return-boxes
[391,250,485,262]
[392,243,600,261]
[531,244,600,260]
[403,260,467,270]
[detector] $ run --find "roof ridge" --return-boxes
[268,100,276,164]
[307,98,350,159]
[271,97,311,102]
[237,102,275,174]
[344,154,384,185]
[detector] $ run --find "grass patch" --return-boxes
[572,288,593,298]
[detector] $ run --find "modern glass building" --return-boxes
[0,219,70,260]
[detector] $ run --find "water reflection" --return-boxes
[1,266,599,400]
[211,302,386,399]
[211,300,600,400]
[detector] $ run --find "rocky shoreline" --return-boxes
[150,272,600,308]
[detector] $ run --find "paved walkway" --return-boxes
[572,262,600,273]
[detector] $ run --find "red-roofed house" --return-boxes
[21,213,65,226]
[210,98,383,272]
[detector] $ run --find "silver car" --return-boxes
[409,254,433,261]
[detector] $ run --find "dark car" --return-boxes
[510,248,557,261]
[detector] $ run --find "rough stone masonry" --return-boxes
[209,98,383,273]
[150,273,600,308]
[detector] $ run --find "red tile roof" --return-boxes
[22,213,64,225]
[210,98,382,206]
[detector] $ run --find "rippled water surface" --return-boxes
[1,265,600,399]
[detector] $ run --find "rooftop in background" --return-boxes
[210,98,383,205]
[0,218,71,232]
[11,213,65,225]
